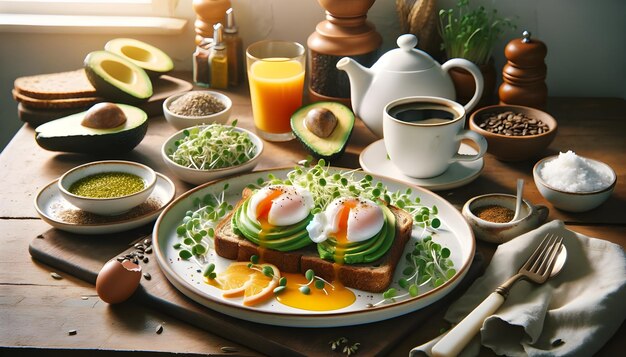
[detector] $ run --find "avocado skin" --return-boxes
[291,102,355,162]
[84,51,153,104]
[36,120,148,154]
[35,104,148,154]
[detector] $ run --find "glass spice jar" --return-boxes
[193,38,212,87]
[307,0,381,104]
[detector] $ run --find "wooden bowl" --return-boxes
[469,105,557,162]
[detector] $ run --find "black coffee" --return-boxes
[389,103,457,124]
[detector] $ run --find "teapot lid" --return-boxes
[372,34,436,71]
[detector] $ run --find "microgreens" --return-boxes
[299,268,334,295]
[167,121,257,170]
[252,158,441,229]
[244,255,284,292]
[173,183,232,260]
[373,235,456,306]
[439,0,516,65]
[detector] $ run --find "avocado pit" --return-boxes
[81,102,127,129]
[304,107,338,138]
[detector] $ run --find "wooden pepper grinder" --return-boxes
[499,30,548,109]
[192,0,231,45]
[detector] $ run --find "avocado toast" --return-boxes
[214,187,413,293]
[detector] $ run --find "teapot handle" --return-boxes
[442,59,484,113]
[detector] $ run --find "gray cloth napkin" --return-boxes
[444,220,626,356]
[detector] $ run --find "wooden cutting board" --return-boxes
[29,226,483,356]
[18,75,193,126]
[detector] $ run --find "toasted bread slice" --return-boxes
[14,69,98,100]
[214,188,413,293]
[12,89,104,110]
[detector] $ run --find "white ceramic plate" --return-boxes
[35,173,176,235]
[360,140,484,191]
[153,168,475,327]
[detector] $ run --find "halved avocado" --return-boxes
[84,51,153,104]
[104,38,174,77]
[35,103,148,154]
[291,102,355,161]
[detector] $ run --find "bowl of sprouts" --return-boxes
[161,122,264,185]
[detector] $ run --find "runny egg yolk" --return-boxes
[333,200,357,265]
[276,272,356,311]
[255,188,284,240]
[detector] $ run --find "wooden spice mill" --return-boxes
[499,30,548,109]
[307,0,382,104]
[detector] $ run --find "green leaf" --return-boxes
[179,250,192,260]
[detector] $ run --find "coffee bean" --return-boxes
[478,111,549,137]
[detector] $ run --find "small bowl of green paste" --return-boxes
[58,160,157,215]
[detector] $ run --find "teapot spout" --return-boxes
[336,57,372,116]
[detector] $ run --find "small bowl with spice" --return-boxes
[462,194,549,243]
[533,151,616,212]
[469,104,557,161]
[161,123,263,185]
[163,90,232,130]
[58,160,157,215]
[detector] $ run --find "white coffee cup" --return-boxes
[383,96,487,178]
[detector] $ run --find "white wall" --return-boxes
[1,0,624,151]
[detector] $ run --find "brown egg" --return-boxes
[96,259,142,304]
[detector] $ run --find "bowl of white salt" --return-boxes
[533,151,616,212]
[163,90,232,130]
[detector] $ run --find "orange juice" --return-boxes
[248,58,304,135]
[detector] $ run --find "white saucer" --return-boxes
[35,172,176,235]
[359,140,484,191]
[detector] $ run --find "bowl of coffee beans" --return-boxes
[469,105,557,161]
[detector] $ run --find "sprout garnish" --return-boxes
[167,121,257,170]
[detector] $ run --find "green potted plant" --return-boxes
[439,0,515,107]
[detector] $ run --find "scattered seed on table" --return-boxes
[143,257,149,263]
[81,296,89,300]
[155,324,163,334]
[552,339,565,347]
[143,272,151,280]
[144,239,151,246]
[221,346,239,353]
[68,329,77,336]
[50,272,62,280]
[144,247,153,254]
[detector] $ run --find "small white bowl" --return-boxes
[161,125,264,185]
[163,90,232,130]
[533,155,616,212]
[462,193,549,243]
[59,160,157,215]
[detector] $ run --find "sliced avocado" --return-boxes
[291,102,355,161]
[317,204,396,264]
[232,197,314,252]
[35,103,148,154]
[104,38,174,77]
[84,51,153,104]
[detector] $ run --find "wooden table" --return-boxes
[1,81,624,356]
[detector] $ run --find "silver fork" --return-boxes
[427,234,564,357]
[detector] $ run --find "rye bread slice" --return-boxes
[214,189,414,293]
[12,89,104,110]
[14,69,98,100]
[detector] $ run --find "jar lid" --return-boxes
[505,31,547,66]
[371,34,436,71]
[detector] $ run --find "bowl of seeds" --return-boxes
[469,104,557,161]
[163,90,232,130]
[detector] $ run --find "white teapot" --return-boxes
[337,34,484,137]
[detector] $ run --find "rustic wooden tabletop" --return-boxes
[1,79,624,356]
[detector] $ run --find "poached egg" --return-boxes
[247,185,314,226]
[307,197,384,244]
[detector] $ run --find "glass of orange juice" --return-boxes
[246,41,305,142]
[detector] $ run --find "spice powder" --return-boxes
[473,204,515,223]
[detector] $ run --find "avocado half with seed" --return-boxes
[35,103,148,154]
[84,51,153,104]
[291,102,355,161]
[104,38,174,78]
